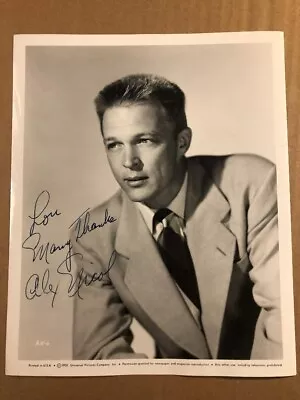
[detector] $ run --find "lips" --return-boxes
[125,176,148,181]
[124,176,148,187]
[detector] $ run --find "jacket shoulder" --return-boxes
[189,154,276,200]
[192,153,274,172]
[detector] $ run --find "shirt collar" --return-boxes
[137,172,188,234]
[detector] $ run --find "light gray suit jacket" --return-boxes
[72,154,282,360]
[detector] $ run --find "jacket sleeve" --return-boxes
[247,164,283,359]
[70,228,147,360]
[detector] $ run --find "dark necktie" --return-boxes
[153,208,201,311]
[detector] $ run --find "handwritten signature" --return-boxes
[22,190,117,307]
[69,207,117,241]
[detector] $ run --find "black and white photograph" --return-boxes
[6,32,296,377]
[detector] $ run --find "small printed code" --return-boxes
[35,340,50,346]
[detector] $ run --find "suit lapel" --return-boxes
[115,192,210,359]
[185,158,236,358]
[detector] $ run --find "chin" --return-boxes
[123,189,154,204]
[126,193,150,203]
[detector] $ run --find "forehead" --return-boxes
[102,102,171,139]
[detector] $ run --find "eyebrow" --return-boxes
[103,131,161,143]
[103,136,119,143]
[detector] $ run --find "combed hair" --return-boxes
[94,74,187,135]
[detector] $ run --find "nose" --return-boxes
[122,146,141,170]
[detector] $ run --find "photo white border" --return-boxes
[6,31,296,377]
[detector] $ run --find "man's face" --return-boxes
[102,102,186,208]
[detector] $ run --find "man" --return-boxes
[71,74,282,360]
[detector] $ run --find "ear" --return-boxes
[177,128,192,156]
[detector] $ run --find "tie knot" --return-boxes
[152,208,172,236]
[154,208,172,224]
[153,208,185,239]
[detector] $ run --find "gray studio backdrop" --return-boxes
[19,43,275,359]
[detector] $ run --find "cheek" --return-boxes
[150,153,176,183]
[150,142,176,163]
[107,154,122,179]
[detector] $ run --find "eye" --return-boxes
[106,142,122,151]
[137,138,154,145]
